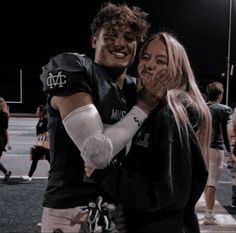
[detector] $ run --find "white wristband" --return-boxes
[104,106,147,157]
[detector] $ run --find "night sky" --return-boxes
[1,0,235,112]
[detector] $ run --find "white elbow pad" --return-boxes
[63,104,113,168]
[63,104,103,151]
[81,134,113,169]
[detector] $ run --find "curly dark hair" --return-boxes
[90,2,150,43]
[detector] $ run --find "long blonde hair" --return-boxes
[0,97,10,116]
[140,32,211,158]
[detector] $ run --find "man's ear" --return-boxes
[91,36,97,49]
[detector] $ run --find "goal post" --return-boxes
[6,69,23,104]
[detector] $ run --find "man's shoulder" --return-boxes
[214,103,232,112]
[209,103,231,111]
[210,103,233,119]
[40,52,94,95]
[47,52,93,69]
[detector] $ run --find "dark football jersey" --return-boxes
[208,103,232,150]
[36,117,48,136]
[40,52,136,208]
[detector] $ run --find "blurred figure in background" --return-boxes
[204,82,233,225]
[227,106,236,208]
[0,97,12,182]
[21,105,50,181]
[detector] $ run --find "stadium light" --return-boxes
[225,0,233,105]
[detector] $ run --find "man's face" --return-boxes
[92,24,137,70]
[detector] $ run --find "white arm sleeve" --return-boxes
[63,104,147,169]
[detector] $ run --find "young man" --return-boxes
[40,3,169,232]
[204,82,233,225]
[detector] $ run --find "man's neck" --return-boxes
[101,65,127,89]
[116,74,126,89]
[208,99,221,104]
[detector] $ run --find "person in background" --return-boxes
[21,105,50,181]
[86,31,212,233]
[0,97,12,182]
[227,106,236,208]
[204,82,233,225]
[39,3,170,233]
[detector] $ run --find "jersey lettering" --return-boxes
[46,71,67,89]
[111,109,126,121]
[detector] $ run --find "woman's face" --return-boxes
[138,37,168,81]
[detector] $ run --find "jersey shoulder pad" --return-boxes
[216,104,233,120]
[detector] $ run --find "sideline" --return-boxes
[10,113,36,117]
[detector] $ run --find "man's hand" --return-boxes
[136,70,171,114]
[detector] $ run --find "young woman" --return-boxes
[21,105,50,181]
[89,32,212,233]
[0,97,12,181]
